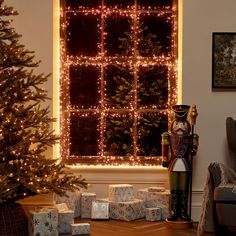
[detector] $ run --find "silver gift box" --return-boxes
[71,223,90,235]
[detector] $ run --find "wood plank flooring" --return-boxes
[60,219,198,236]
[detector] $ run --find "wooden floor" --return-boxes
[61,219,198,236]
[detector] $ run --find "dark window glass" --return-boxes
[105,65,133,109]
[104,114,133,156]
[66,13,99,56]
[137,113,168,156]
[104,0,134,8]
[70,114,99,156]
[139,14,172,56]
[106,14,131,56]
[65,0,101,8]
[137,0,173,8]
[69,65,100,108]
[138,66,168,109]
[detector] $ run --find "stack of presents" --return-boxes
[23,184,170,235]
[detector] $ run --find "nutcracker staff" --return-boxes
[161,105,199,222]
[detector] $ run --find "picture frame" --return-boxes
[212,32,236,89]
[91,201,109,220]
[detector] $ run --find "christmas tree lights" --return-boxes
[60,0,178,166]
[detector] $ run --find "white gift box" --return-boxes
[145,207,162,221]
[137,188,170,219]
[57,190,82,218]
[99,198,145,221]
[71,223,90,235]
[81,192,96,218]
[28,207,58,236]
[55,203,69,211]
[91,201,109,220]
[58,210,74,234]
[108,184,134,202]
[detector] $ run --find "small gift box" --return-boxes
[145,207,162,221]
[91,201,109,220]
[81,192,96,219]
[28,207,58,236]
[57,190,82,218]
[58,210,74,234]
[71,223,90,235]
[108,184,134,202]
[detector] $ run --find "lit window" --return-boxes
[60,0,178,166]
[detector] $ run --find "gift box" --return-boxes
[137,188,170,219]
[58,210,74,234]
[81,192,96,218]
[71,223,90,235]
[145,207,162,221]
[108,184,134,202]
[28,207,58,236]
[100,198,145,221]
[57,190,82,218]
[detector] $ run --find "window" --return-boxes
[60,0,178,166]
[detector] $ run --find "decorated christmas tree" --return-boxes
[0,0,87,206]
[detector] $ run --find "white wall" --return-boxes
[182,0,236,191]
[5,0,236,221]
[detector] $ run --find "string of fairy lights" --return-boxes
[60,0,178,166]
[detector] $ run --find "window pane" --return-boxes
[104,114,133,156]
[105,14,131,56]
[65,0,101,8]
[105,65,133,109]
[66,13,100,56]
[104,0,134,8]
[139,14,172,56]
[70,65,100,108]
[137,113,168,156]
[137,0,173,8]
[138,66,168,109]
[70,114,99,156]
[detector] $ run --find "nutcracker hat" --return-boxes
[171,105,190,119]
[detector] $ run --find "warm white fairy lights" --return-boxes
[60,1,178,166]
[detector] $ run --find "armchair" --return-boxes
[197,162,236,236]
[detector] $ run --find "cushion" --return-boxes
[214,184,236,202]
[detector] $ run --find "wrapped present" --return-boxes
[108,184,134,202]
[91,201,109,220]
[55,203,69,211]
[100,198,145,221]
[58,210,74,234]
[57,190,82,218]
[81,192,96,218]
[147,186,165,192]
[71,223,90,235]
[145,207,161,221]
[28,207,58,236]
[137,188,170,220]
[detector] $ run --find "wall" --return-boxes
[5,0,236,221]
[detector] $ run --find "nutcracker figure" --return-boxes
[162,104,199,222]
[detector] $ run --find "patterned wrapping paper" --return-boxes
[28,207,58,236]
[56,190,82,218]
[71,223,90,235]
[81,192,96,219]
[58,210,74,234]
[99,198,145,221]
[137,188,170,220]
[145,207,162,221]
[108,184,134,202]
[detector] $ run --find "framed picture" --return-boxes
[212,32,236,89]
[91,201,109,220]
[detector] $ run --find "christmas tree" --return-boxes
[0,0,87,205]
